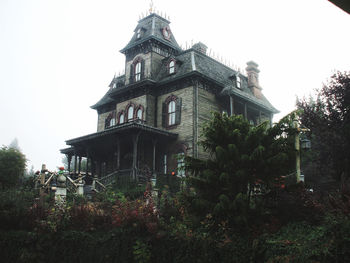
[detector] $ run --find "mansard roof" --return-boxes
[156,49,279,113]
[92,47,278,114]
[91,75,125,109]
[120,13,181,53]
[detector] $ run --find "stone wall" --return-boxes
[97,111,113,132]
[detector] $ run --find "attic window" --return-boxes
[112,82,116,89]
[136,28,141,39]
[169,60,175,74]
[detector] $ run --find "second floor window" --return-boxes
[110,118,116,126]
[136,108,143,119]
[135,62,141,81]
[168,101,176,126]
[128,106,134,121]
[119,113,125,124]
[162,95,181,128]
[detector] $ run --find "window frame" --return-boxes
[162,95,181,128]
[136,105,144,120]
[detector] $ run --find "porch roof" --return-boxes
[60,121,178,154]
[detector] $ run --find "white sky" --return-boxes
[0,0,349,171]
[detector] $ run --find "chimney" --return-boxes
[246,61,262,99]
[192,42,207,55]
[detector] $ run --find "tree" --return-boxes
[297,71,350,186]
[184,112,296,225]
[0,146,27,189]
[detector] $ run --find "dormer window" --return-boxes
[169,60,175,74]
[112,82,116,89]
[135,61,141,81]
[136,28,141,39]
[236,75,241,89]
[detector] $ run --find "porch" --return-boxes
[60,120,178,188]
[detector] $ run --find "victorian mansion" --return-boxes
[61,12,278,181]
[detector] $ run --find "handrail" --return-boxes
[43,173,55,187]
[66,175,77,187]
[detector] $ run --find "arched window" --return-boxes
[110,118,116,127]
[119,113,125,124]
[136,108,143,120]
[162,95,182,128]
[135,62,141,81]
[127,105,134,121]
[168,101,176,126]
[169,60,175,74]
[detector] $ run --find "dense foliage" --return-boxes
[184,113,296,226]
[0,146,26,189]
[297,71,350,185]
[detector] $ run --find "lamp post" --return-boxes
[293,119,311,183]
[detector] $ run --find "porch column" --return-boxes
[86,150,90,176]
[67,154,72,173]
[230,96,234,116]
[74,152,78,175]
[78,156,82,174]
[152,139,157,175]
[132,133,140,180]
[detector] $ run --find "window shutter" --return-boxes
[162,102,167,128]
[141,60,145,80]
[175,98,182,125]
[129,64,134,83]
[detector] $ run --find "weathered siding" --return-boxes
[157,87,194,171]
[146,94,156,126]
[197,88,221,159]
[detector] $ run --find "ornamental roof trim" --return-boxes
[64,121,178,145]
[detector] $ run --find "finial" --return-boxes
[149,0,154,14]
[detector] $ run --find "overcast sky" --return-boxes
[0,0,349,171]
